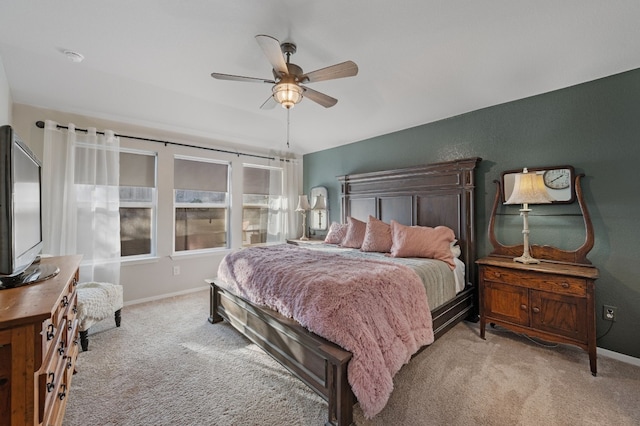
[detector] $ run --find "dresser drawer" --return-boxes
[62,291,78,347]
[41,318,58,360]
[37,335,67,425]
[482,266,586,297]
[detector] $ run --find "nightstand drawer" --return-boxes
[483,266,586,297]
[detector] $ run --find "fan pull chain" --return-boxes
[286,108,290,149]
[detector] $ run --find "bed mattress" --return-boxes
[298,242,463,310]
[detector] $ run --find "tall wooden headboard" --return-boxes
[337,157,481,289]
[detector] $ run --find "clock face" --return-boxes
[543,169,571,190]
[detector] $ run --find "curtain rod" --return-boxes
[35,120,281,161]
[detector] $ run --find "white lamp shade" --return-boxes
[505,169,555,205]
[296,195,311,211]
[312,194,326,210]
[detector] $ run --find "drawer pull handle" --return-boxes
[46,372,55,392]
[493,272,502,278]
[68,319,73,331]
[58,384,67,401]
[73,305,78,314]
[520,304,527,311]
[561,282,570,288]
[532,307,540,313]
[58,341,65,356]
[61,295,69,307]
[46,324,55,341]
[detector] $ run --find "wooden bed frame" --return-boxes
[209,157,481,425]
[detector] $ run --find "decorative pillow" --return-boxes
[340,217,367,248]
[389,220,457,269]
[361,216,392,253]
[450,240,461,258]
[324,222,348,244]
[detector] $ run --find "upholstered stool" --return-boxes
[76,282,123,351]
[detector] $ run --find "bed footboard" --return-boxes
[209,279,475,425]
[209,280,354,426]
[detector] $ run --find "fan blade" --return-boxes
[301,86,338,108]
[211,73,275,84]
[260,95,277,110]
[300,61,358,83]
[255,35,289,76]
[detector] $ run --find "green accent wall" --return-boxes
[304,68,640,359]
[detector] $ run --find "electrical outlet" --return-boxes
[172,266,180,276]
[603,305,617,322]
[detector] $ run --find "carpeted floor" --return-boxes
[64,290,640,426]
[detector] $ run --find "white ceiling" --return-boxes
[1,1,639,155]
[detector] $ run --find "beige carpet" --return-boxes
[64,290,640,426]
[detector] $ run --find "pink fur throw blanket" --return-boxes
[217,244,434,418]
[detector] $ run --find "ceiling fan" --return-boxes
[211,35,358,110]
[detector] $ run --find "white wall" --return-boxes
[12,104,301,303]
[0,55,12,125]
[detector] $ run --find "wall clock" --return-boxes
[543,168,571,189]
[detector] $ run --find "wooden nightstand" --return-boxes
[477,256,599,375]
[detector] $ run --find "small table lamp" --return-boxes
[312,194,326,230]
[504,168,555,264]
[295,195,311,240]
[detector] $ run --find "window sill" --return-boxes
[170,248,232,260]
[121,256,161,266]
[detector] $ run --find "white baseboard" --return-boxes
[597,346,640,367]
[123,285,208,307]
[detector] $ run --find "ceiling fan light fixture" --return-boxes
[211,34,357,109]
[273,82,303,109]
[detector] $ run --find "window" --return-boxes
[242,164,283,246]
[119,151,157,258]
[174,157,229,252]
[74,145,157,260]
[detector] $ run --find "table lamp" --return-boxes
[295,195,311,240]
[504,168,554,263]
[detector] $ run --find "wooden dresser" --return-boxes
[477,256,599,375]
[482,171,599,376]
[0,255,82,426]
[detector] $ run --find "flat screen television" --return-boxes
[0,125,58,289]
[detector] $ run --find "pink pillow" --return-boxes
[361,216,392,253]
[389,220,456,269]
[340,217,367,248]
[324,222,348,244]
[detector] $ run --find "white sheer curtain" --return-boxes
[265,166,284,243]
[42,121,77,255]
[261,157,300,242]
[42,121,121,284]
[275,157,302,241]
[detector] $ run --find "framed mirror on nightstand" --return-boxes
[502,165,576,204]
[309,186,328,231]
